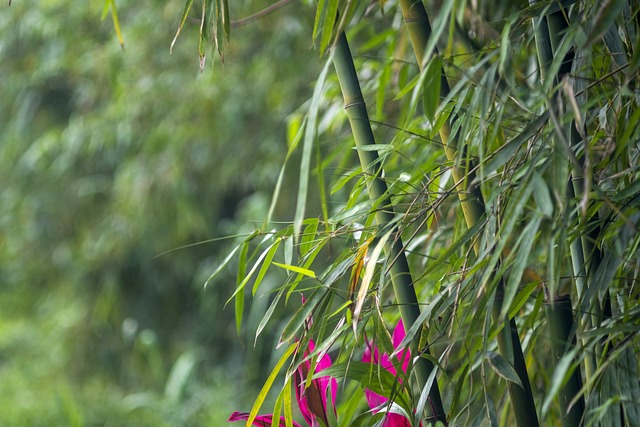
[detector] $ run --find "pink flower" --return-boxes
[363,320,421,427]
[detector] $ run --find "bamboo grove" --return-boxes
[172,0,640,426]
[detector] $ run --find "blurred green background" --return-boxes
[0,0,320,425]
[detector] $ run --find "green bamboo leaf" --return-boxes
[486,351,524,389]
[283,376,294,427]
[252,238,281,296]
[541,348,578,416]
[221,0,230,41]
[320,0,339,55]
[284,236,293,266]
[109,0,124,48]
[272,262,316,278]
[294,59,332,240]
[508,281,539,320]
[101,0,124,48]
[204,230,259,288]
[532,172,553,217]
[483,112,548,176]
[279,290,323,344]
[203,244,240,287]
[170,0,194,54]
[583,0,626,49]
[621,347,640,427]
[245,343,297,427]
[226,238,280,303]
[312,0,327,46]
[501,216,541,320]
[499,19,513,77]
[271,385,283,427]
[316,140,329,224]
[300,218,319,257]
[256,289,284,341]
[235,237,251,335]
[629,35,640,74]
[422,55,442,123]
[198,0,213,70]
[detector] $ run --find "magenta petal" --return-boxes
[365,388,388,411]
[380,412,414,427]
[227,411,303,427]
[392,320,411,374]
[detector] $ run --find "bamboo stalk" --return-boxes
[331,30,447,424]
[544,295,585,427]
[531,1,610,396]
[399,2,539,426]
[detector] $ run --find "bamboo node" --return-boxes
[403,15,428,23]
[344,100,365,109]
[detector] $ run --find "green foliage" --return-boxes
[217,1,640,426]
[4,0,640,425]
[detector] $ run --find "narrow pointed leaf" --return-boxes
[170,0,194,53]
[583,0,626,48]
[272,262,316,278]
[245,344,297,427]
[422,55,442,123]
[486,351,524,390]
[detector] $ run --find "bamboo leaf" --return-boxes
[499,19,513,77]
[272,262,317,278]
[252,238,281,296]
[170,0,194,54]
[320,0,339,55]
[245,344,297,427]
[256,289,284,341]
[109,0,125,49]
[483,112,548,177]
[486,351,524,390]
[620,347,640,427]
[352,230,393,332]
[532,172,553,218]
[541,348,578,416]
[422,55,442,123]
[204,230,259,288]
[226,238,280,303]
[312,0,327,47]
[279,290,323,344]
[300,218,319,257]
[583,0,626,49]
[235,237,251,335]
[315,361,412,412]
[501,216,541,320]
[221,0,230,41]
[294,59,332,240]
